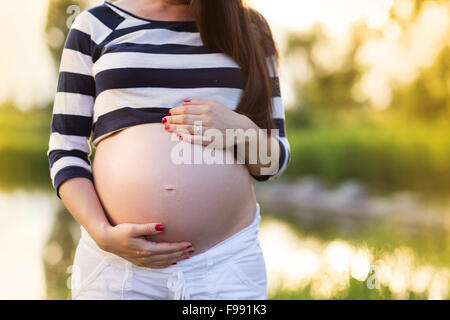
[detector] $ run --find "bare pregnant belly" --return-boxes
[92,123,257,253]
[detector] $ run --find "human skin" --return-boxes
[92,99,279,254]
[58,0,278,267]
[92,122,256,254]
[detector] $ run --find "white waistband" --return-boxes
[78,202,261,299]
[80,203,260,261]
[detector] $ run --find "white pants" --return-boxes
[71,203,267,300]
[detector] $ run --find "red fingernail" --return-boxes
[162,117,167,124]
[168,110,172,115]
[188,249,195,253]
[155,224,164,231]
[172,262,177,265]
[164,124,170,130]
[183,100,191,104]
[183,256,190,259]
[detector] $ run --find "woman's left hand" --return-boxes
[162,99,257,149]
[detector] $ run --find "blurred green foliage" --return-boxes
[269,279,450,300]
[0,101,52,190]
[390,47,450,120]
[282,0,450,198]
[45,0,90,68]
[267,205,450,300]
[43,206,79,300]
[270,279,396,300]
[42,0,88,300]
[284,24,367,117]
[284,118,450,197]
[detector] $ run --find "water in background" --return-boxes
[0,191,58,299]
[1,186,449,300]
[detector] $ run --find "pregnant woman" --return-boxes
[47,0,290,300]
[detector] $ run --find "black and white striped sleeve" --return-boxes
[251,56,291,182]
[47,12,95,199]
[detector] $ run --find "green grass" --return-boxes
[270,279,395,300]
[269,278,446,300]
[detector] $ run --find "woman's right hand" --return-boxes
[97,223,194,268]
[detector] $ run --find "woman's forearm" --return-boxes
[58,177,195,267]
[59,177,111,248]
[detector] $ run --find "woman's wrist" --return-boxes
[235,113,260,145]
[90,222,114,251]
[237,113,259,132]
[233,114,258,165]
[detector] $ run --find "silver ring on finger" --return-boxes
[193,124,202,135]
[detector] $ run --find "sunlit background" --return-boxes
[0,0,449,299]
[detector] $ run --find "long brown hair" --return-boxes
[189,0,279,130]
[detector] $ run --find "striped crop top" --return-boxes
[47,1,291,198]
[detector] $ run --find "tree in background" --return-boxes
[282,0,450,196]
[45,0,90,68]
[284,23,369,129]
[388,0,450,121]
[284,0,450,127]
